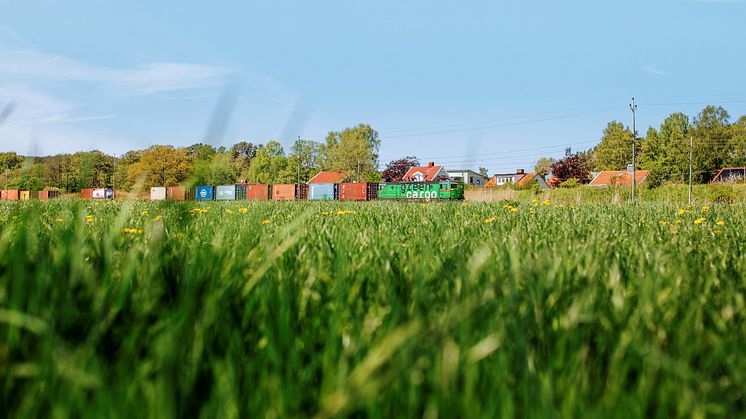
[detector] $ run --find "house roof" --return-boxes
[447,169,487,177]
[403,164,445,181]
[711,167,746,183]
[589,170,650,186]
[308,170,347,184]
[516,172,543,187]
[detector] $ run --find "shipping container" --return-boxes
[3,189,19,201]
[19,191,37,200]
[39,190,60,201]
[92,188,115,200]
[195,186,215,201]
[340,182,379,201]
[247,184,270,201]
[235,184,247,200]
[272,184,308,201]
[81,188,94,199]
[308,183,339,200]
[167,186,186,201]
[150,187,167,201]
[216,185,237,200]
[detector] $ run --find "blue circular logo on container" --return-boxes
[200,189,207,198]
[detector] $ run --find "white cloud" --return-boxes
[0,49,233,94]
[642,64,668,76]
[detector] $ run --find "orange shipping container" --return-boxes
[247,184,270,200]
[167,186,186,201]
[81,188,94,199]
[272,184,308,201]
[4,190,19,200]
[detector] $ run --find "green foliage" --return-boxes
[534,157,555,177]
[559,178,581,188]
[325,123,380,181]
[0,200,744,417]
[593,121,634,171]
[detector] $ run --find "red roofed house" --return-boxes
[711,167,746,183]
[402,162,450,182]
[589,166,650,187]
[515,172,550,189]
[308,170,348,184]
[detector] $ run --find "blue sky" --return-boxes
[1,0,745,174]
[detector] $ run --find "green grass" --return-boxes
[1,199,745,418]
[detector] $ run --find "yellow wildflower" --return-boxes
[262,219,270,225]
[141,210,149,216]
[484,216,497,224]
[420,203,429,207]
[239,208,248,213]
[701,206,709,213]
[85,215,94,223]
[694,217,706,225]
[675,219,682,224]
[541,199,551,206]
[226,209,234,214]
[716,220,725,225]
[659,221,669,225]
[678,209,692,216]
[336,210,354,215]
[510,207,518,213]
[153,215,162,221]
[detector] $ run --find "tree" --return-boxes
[691,106,731,182]
[325,124,381,181]
[278,139,322,183]
[725,115,746,168]
[125,145,192,188]
[478,167,489,177]
[593,121,634,171]
[247,141,288,184]
[381,156,419,182]
[534,157,555,177]
[639,113,690,185]
[550,153,592,185]
[229,141,259,180]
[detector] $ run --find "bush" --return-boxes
[559,178,582,188]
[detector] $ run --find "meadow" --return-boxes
[1,199,744,418]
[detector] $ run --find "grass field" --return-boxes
[1,199,745,418]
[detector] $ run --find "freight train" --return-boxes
[145,181,464,202]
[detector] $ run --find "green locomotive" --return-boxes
[377,181,464,201]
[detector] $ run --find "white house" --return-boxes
[447,169,488,187]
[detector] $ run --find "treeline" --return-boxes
[0,124,381,191]
[540,105,746,186]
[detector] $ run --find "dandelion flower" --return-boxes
[694,217,706,225]
[541,199,551,206]
[484,216,497,224]
[153,215,162,221]
[141,210,149,216]
[510,207,518,213]
[701,206,709,213]
[716,220,725,225]
[262,219,270,225]
[239,208,248,213]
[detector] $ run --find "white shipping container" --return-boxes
[150,187,167,200]
[92,188,107,199]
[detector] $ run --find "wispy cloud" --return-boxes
[642,64,668,76]
[0,49,233,94]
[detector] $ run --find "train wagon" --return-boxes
[377,181,464,201]
[150,187,167,201]
[167,186,187,201]
[308,183,339,201]
[195,186,215,201]
[247,184,270,201]
[272,184,308,201]
[339,182,378,201]
[1,190,19,200]
[215,185,237,201]
[92,188,115,200]
[39,190,60,200]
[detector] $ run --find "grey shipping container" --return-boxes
[216,185,237,200]
[309,183,339,200]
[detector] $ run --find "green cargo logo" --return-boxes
[405,191,437,199]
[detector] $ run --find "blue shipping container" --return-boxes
[215,185,236,200]
[195,186,214,201]
[309,183,339,200]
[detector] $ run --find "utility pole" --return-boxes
[296,136,301,184]
[629,98,637,203]
[688,135,693,206]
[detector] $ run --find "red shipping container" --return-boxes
[0,190,5,200]
[167,186,186,201]
[81,188,94,199]
[340,182,379,201]
[39,190,49,200]
[247,184,270,200]
[272,184,308,201]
